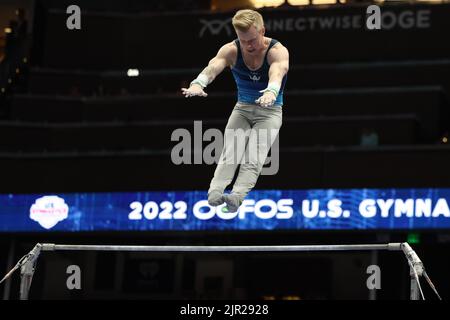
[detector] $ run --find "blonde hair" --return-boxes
[232,9,264,32]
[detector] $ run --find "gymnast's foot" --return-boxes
[208,190,225,206]
[222,193,243,213]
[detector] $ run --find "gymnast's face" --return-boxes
[235,25,265,56]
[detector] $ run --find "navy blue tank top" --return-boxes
[231,38,287,107]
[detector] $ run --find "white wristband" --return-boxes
[190,73,209,89]
[260,82,281,98]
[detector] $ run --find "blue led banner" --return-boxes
[1,188,449,232]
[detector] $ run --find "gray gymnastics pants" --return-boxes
[207,102,282,201]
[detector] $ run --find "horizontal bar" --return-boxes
[40,243,403,252]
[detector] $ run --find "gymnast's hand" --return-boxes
[255,90,276,107]
[181,84,208,98]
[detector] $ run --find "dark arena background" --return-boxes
[0,0,450,303]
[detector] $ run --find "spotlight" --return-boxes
[127,69,139,77]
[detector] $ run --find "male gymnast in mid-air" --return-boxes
[182,9,289,213]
